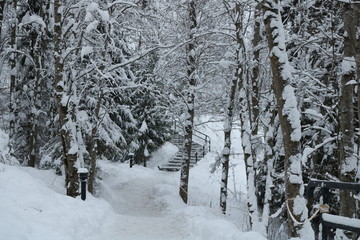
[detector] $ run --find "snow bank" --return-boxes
[190,216,266,240]
[0,163,116,240]
[153,175,266,240]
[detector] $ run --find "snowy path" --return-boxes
[0,150,266,240]
[111,176,166,216]
[91,163,199,240]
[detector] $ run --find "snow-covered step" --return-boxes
[159,132,210,171]
[168,160,197,165]
[163,162,195,167]
[158,163,195,171]
[157,165,181,171]
[168,158,197,163]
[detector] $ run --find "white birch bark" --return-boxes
[179,0,197,204]
[54,0,80,197]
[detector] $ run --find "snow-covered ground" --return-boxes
[0,163,114,240]
[0,160,265,240]
[0,120,267,240]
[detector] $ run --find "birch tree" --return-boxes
[247,4,272,231]
[219,0,240,213]
[54,0,80,197]
[179,0,197,204]
[237,8,261,230]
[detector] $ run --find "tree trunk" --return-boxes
[27,0,45,168]
[179,0,197,204]
[250,4,261,139]
[0,0,5,40]
[9,0,17,138]
[354,1,360,228]
[262,0,308,237]
[219,1,245,215]
[261,110,278,230]
[243,4,263,229]
[355,0,360,150]
[240,88,261,230]
[252,5,273,231]
[339,1,358,222]
[220,49,238,215]
[54,0,79,197]
[88,91,103,194]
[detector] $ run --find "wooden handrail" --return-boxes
[304,180,360,239]
[172,119,211,153]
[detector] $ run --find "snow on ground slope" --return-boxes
[191,116,249,229]
[0,161,266,240]
[97,160,266,240]
[186,151,249,231]
[0,163,116,240]
[0,117,267,240]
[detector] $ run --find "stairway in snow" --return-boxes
[158,130,211,171]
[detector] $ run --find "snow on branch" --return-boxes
[1,49,36,67]
[301,137,337,165]
[107,0,138,9]
[107,47,159,72]
[108,29,236,72]
[19,12,46,30]
[86,2,110,21]
[108,40,196,72]
[337,0,360,3]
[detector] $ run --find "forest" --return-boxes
[0,0,359,239]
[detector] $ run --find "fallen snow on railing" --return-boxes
[322,213,360,229]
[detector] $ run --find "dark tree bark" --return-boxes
[0,0,5,40]
[339,1,358,223]
[250,4,261,139]
[251,5,270,226]
[262,0,307,237]
[9,0,17,138]
[27,0,47,168]
[243,4,262,228]
[88,91,103,194]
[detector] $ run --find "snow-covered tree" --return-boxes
[338,0,359,224]
[261,0,308,237]
[178,0,198,204]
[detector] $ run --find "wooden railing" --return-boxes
[305,180,360,239]
[173,120,211,157]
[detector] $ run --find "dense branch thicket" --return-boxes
[0,0,359,239]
